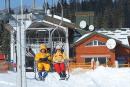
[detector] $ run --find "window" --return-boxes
[98,41,106,45]
[98,57,107,64]
[86,41,93,46]
[94,40,98,45]
[86,40,106,46]
[85,57,107,65]
[85,58,91,63]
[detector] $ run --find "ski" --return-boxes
[35,78,45,81]
[65,74,70,80]
[59,77,66,80]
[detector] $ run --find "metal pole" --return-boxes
[5,0,7,9]
[65,28,69,59]
[21,0,26,86]
[45,0,47,14]
[10,31,17,71]
[21,21,27,87]
[16,20,22,87]
[10,31,14,62]
[17,0,26,87]
[50,0,63,55]
[32,0,36,9]
[8,0,10,13]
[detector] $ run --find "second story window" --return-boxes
[86,40,106,46]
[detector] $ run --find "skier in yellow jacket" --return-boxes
[35,44,51,80]
[53,45,69,80]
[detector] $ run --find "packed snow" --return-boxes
[0,66,130,87]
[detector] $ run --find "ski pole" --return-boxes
[65,60,70,80]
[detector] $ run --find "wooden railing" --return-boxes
[69,63,92,71]
[118,64,130,67]
[69,63,130,71]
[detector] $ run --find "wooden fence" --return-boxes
[69,63,92,71]
[69,63,130,71]
[118,64,130,67]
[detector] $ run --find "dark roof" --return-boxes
[119,43,130,49]
[127,36,130,38]
[73,32,121,47]
[29,22,50,28]
[29,15,76,29]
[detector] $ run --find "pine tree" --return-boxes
[0,28,10,55]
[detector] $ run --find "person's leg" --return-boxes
[54,63,62,78]
[60,63,66,72]
[54,63,61,73]
[37,63,44,79]
[38,71,42,80]
[60,63,66,78]
[43,63,50,72]
[42,71,48,80]
[42,63,50,80]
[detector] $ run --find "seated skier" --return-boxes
[53,45,69,80]
[35,44,51,80]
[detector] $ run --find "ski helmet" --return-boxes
[40,44,47,50]
[56,45,61,50]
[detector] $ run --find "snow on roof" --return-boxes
[98,29,130,46]
[76,29,130,46]
[47,14,71,23]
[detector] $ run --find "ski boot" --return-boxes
[42,71,48,81]
[59,72,66,80]
[62,71,67,78]
[37,72,43,81]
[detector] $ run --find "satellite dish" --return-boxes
[89,25,95,31]
[106,39,116,49]
[79,20,87,29]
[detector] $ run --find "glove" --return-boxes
[39,57,48,62]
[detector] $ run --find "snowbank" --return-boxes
[0,66,130,87]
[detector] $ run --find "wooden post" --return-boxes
[91,58,95,70]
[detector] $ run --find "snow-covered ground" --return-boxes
[0,66,130,87]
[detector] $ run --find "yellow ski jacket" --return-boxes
[53,51,68,63]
